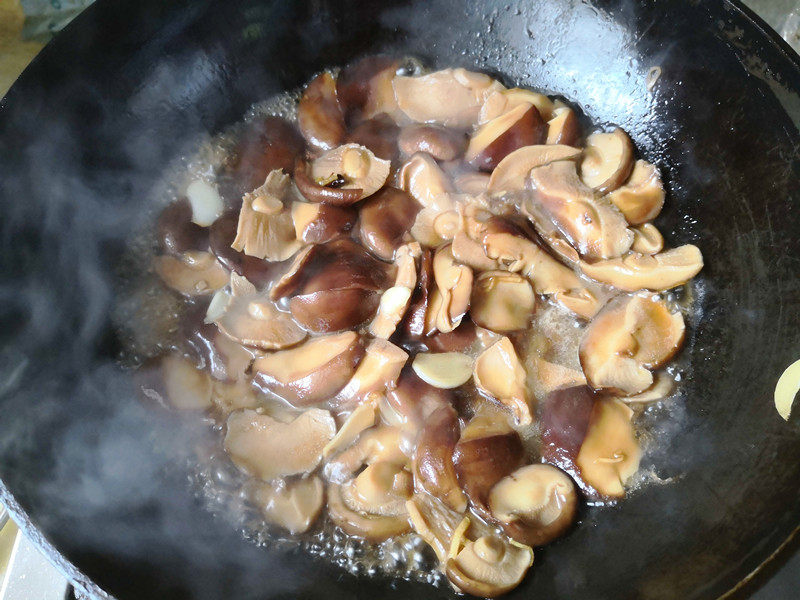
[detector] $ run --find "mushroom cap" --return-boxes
[289,287,382,333]
[157,199,209,255]
[293,158,364,206]
[529,357,587,399]
[398,152,456,211]
[358,187,420,260]
[479,87,555,124]
[487,144,582,194]
[250,476,325,534]
[393,68,504,128]
[465,103,546,172]
[336,55,401,122]
[209,211,279,286]
[527,160,634,260]
[470,271,536,332]
[154,251,229,297]
[539,386,597,481]
[297,71,346,151]
[252,331,364,406]
[546,107,581,146]
[345,113,400,160]
[385,365,453,429]
[453,170,492,195]
[580,244,704,292]
[608,159,665,225]
[630,223,664,255]
[311,143,391,200]
[575,398,641,498]
[445,534,534,598]
[474,337,532,426]
[224,408,336,481]
[579,294,685,395]
[398,124,467,161]
[291,201,357,244]
[487,463,578,546]
[579,128,635,193]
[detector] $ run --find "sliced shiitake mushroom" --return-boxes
[630,223,664,255]
[453,170,491,195]
[575,398,641,498]
[487,463,578,546]
[608,160,665,225]
[451,230,497,271]
[370,243,420,339]
[530,357,587,399]
[154,251,228,296]
[385,366,453,430]
[294,158,364,206]
[446,534,534,598]
[580,244,703,291]
[335,339,408,404]
[297,71,346,152]
[580,128,635,194]
[291,201,356,244]
[487,144,582,194]
[224,408,336,481]
[453,415,524,519]
[398,123,467,161]
[540,385,597,475]
[250,476,324,534]
[406,492,467,563]
[252,331,364,406]
[402,248,434,338]
[358,187,421,260]
[324,425,409,483]
[310,143,391,200]
[209,211,278,286]
[527,159,633,260]
[323,401,378,458]
[579,294,685,396]
[425,319,479,353]
[158,353,213,410]
[413,404,468,512]
[399,152,456,212]
[474,337,532,426]
[337,55,401,123]
[427,244,473,334]
[157,199,209,255]
[479,87,555,124]
[393,68,503,128]
[465,103,545,171]
[345,114,400,160]
[546,107,581,146]
[470,271,535,332]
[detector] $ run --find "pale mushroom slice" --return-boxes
[160,353,213,410]
[335,339,408,404]
[479,87,555,124]
[579,244,704,292]
[210,378,261,415]
[224,408,336,481]
[412,352,473,389]
[546,107,581,146]
[487,464,578,546]
[392,68,504,128]
[328,461,413,541]
[369,243,421,339]
[250,476,325,534]
[215,273,307,350]
[575,398,641,498]
[487,144,582,194]
[231,170,302,261]
[291,201,356,245]
[474,337,532,426]
[185,179,223,227]
[446,534,534,598]
[465,103,545,171]
[530,357,587,399]
[527,160,633,260]
[322,401,378,458]
[253,331,364,406]
[630,223,664,255]
[406,492,474,563]
[579,294,685,396]
[398,152,456,212]
[297,71,345,152]
[579,128,635,193]
[154,251,229,296]
[324,425,408,483]
[451,230,498,271]
[608,160,665,225]
[470,271,536,332]
[619,372,674,404]
[426,244,473,334]
[310,143,390,200]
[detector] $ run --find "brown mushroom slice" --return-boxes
[209,211,279,286]
[251,476,325,534]
[580,128,635,193]
[160,353,213,410]
[480,88,555,124]
[546,107,581,147]
[399,152,456,212]
[345,114,400,161]
[157,199,209,255]
[297,72,345,152]
[290,288,381,334]
[487,464,578,546]
[412,352,473,389]
[323,401,378,458]
[154,251,228,296]
[474,337,532,426]
[398,124,467,161]
[540,386,597,478]
[579,294,685,395]
[291,201,356,244]
[336,56,402,122]
[401,249,434,338]
[527,160,633,260]
[310,143,391,201]
[335,339,408,404]
[453,415,525,519]
[581,244,703,292]
[470,271,535,332]
[224,408,336,481]
[393,68,504,128]
[608,160,665,225]
[252,331,364,406]
[487,144,582,194]
[231,170,302,261]
[466,103,545,171]
[428,244,473,334]
[630,223,664,255]
[575,398,641,498]
[530,357,587,398]
[216,274,307,350]
[384,366,453,430]
[446,534,534,598]
[413,405,468,513]
[358,187,421,260]
[293,158,364,206]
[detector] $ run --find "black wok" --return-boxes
[1,0,800,598]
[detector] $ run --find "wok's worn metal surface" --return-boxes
[0,1,799,599]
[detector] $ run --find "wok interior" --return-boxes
[0,1,799,599]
